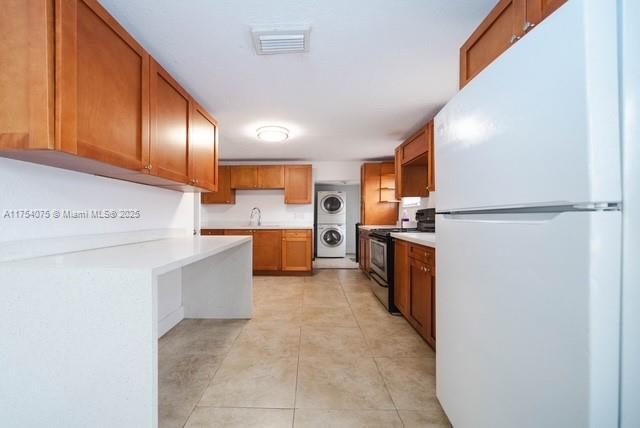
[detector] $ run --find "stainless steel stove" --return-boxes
[367,209,435,313]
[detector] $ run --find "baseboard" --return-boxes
[158,306,184,338]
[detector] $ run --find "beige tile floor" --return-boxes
[159,269,451,428]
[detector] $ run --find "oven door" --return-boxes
[369,238,388,282]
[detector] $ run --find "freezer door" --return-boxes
[435,0,621,212]
[436,211,621,428]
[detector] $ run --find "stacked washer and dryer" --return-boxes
[316,191,347,258]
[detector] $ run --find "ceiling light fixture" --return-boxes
[256,126,289,142]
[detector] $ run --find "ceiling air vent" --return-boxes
[251,26,310,55]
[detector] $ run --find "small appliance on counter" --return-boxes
[368,208,436,313]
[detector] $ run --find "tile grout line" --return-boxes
[180,320,250,427]
[339,273,405,424]
[292,282,304,428]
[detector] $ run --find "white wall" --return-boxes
[313,161,361,184]
[0,158,197,336]
[201,190,313,226]
[399,192,437,227]
[0,158,195,243]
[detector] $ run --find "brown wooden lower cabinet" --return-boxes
[359,229,370,276]
[394,239,436,349]
[394,240,410,315]
[253,230,282,271]
[282,230,313,271]
[202,228,312,275]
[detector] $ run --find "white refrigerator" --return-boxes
[434,0,638,427]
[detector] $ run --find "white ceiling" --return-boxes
[100,0,496,161]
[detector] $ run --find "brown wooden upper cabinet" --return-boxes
[394,147,403,201]
[229,165,284,189]
[0,0,219,192]
[394,121,435,198]
[206,164,311,204]
[258,165,285,189]
[230,166,259,189]
[284,165,313,204]
[460,0,567,88]
[201,166,235,204]
[150,59,190,185]
[361,163,398,225]
[0,1,54,151]
[379,163,397,203]
[188,101,218,192]
[57,0,150,171]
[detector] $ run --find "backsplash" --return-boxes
[200,190,313,227]
[399,192,437,227]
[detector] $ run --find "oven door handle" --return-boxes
[370,271,388,288]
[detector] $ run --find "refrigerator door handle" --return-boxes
[440,212,561,224]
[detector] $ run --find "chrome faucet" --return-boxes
[249,207,262,226]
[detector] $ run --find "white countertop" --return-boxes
[202,223,313,230]
[1,236,252,275]
[391,232,436,248]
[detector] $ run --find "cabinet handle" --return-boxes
[509,34,521,44]
[522,21,535,33]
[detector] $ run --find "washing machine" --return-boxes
[316,224,346,258]
[317,191,346,224]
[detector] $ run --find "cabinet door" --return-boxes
[189,101,218,192]
[257,165,284,189]
[201,166,235,204]
[0,0,54,151]
[284,165,312,204]
[394,240,410,317]
[149,59,190,184]
[525,0,566,29]
[230,166,258,189]
[409,257,434,346]
[459,0,523,88]
[282,230,312,271]
[56,0,150,171]
[253,230,282,271]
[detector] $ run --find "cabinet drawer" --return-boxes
[284,230,311,239]
[401,131,427,164]
[201,229,224,235]
[408,243,435,264]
